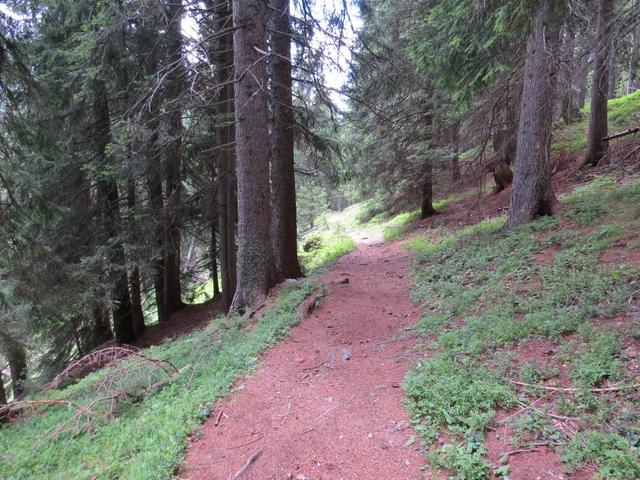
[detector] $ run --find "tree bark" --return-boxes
[231,0,276,312]
[163,0,185,317]
[420,161,435,219]
[90,303,113,349]
[628,22,638,94]
[269,0,303,281]
[2,335,27,399]
[93,79,136,344]
[608,39,619,99]
[507,0,565,228]
[0,371,6,405]
[211,221,221,296]
[560,25,576,124]
[210,0,238,311]
[585,0,614,167]
[450,123,461,182]
[127,180,146,336]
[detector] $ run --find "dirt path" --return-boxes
[181,235,425,479]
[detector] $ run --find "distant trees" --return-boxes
[351,0,640,230]
[0,0,312,387]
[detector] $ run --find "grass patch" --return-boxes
[553,90,640,154]
[0,281,318,480]
[299,231,356,273]
[404,176,640,478]
[381,192,477,241]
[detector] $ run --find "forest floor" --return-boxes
[180,231,427,479]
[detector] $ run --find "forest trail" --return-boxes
[181,234,426,479]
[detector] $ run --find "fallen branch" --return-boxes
[226,434,265,450]
[297,289,323,320]
[603,126,640,142]
[512,380,640,393]
[215,410,224,426]
[499,447,540,461]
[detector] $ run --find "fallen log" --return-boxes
[602,126,639,141]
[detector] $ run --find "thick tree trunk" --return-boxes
[507,0,565,228]
[93,80,136,344]
[163,0,185,317]
[585,0,614,167]
[269,0,303,281]
[231,0,276,312]
[210,0,238,311]
[628,26,638,94]
[421,161,435,219]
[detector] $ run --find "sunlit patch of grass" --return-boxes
[299,232,356,273]
[553,90,640,154]
[380,192,477,241]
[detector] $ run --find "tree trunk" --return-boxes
[628,23,638,94]
[93,79,136,344]
[231,0,276,312]
[90,303,113,349]
[421,161,435,219]
[269,0,303,281]
[574,55,590,111]
[560,25,576,124]
[507,0,565,228]
[608,39,619,99]
[135,23,167,324]
[450,122,461,182]
[585,0,614,167]
[163,0,185,317]
[0,371,6,405]
[127,180,146,336]
[210,0,238,311]
[4,337,27,399]
[211,220,221,296]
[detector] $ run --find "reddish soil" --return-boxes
[181,237,426,479]
[134,297,224,348]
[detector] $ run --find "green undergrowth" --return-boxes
[0,281,319,480]
[299,230,356,273]
[381,191,477,241]
[554,90,640,154]
[404,175,640,478]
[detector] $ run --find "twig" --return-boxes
[500,447,540,459]
[499,395,550,423]
[226,434,265,450]
[230,449,262,480]
[301,361,326,371]
[215,410,224,427]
